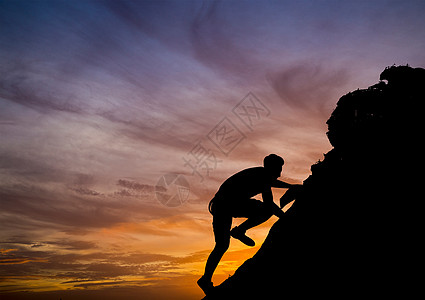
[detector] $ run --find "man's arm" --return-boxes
[262,188,285,218]
[271,180,293,189]
[279,184,303,208]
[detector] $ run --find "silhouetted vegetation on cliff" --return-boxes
[206,65,423,299]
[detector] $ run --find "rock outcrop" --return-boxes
[206,65,423,299]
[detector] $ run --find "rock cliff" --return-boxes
[206,65,423,299]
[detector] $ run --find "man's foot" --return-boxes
[230,226,255,247]
[197,276,214,295]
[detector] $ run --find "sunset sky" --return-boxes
[1,1,425,299]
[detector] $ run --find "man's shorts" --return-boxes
[210,197,266,217]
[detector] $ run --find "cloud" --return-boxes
[0,184,172,233]
[0,59,88,114]
[116,179,155,193]
[0,190,122,229]
[267,62,351,112]
[0,248,18,255]
[0,256,47,265]
[189,1,252,75]
[48,240,98,251]
[72,280,129,289]
[0,238,209,295]
[0,152,70,185]
[71,187,102,196]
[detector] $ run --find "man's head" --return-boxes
[263,154,284,179]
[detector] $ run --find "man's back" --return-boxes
[216,167,272,200]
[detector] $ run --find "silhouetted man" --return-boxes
[198,154,299,294]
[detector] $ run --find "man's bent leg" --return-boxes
[236,200,276,232]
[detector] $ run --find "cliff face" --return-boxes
[208,66,423,299]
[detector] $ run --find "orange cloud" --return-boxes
[0,257,47,265]
[0,248,17,255]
